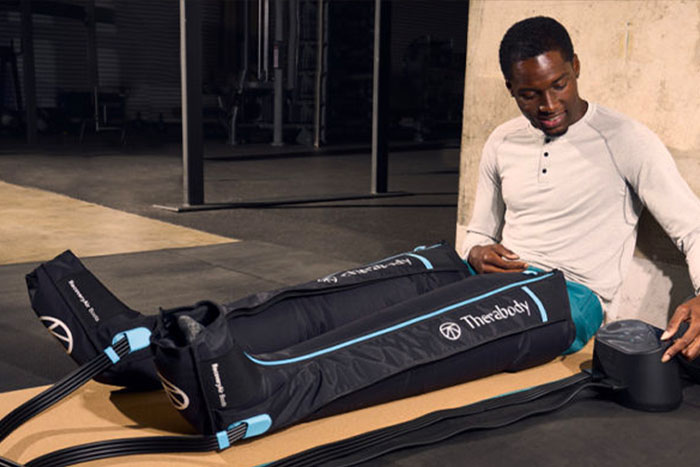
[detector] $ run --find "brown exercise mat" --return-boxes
[0,344,592,466]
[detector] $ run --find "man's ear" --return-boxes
[572,54,581,78]
[506,80,515,97]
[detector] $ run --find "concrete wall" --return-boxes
[456,0,700,326]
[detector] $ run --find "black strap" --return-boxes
[24,424,248,467]
[0,328,154,467]
[271,372,608,467]
[0,337,131,443]
[0,456,24,467]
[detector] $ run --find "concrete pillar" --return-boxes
[179,0,204,206]
[272,0,284,146]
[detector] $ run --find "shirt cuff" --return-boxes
[458,231,497,260]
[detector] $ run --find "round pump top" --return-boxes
[596,319,662,354]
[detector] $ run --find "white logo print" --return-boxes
[67,279,100,322]
[459,299,531,330]
[40,316,74,354]
[439,322,462,341]
[157,371,190,410]
[318,258,413,284]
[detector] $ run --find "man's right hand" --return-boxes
[468,244,528,274]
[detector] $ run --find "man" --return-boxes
[460,16,700,362]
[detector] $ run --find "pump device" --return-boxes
[592,319,683,411]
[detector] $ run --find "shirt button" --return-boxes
[542,168,547,174]
[545,137,552,143]
[544,152,549,157]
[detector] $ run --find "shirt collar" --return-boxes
[526,102,596,142]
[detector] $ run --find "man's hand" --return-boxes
[661,295,700,362]
[468,244,528,274]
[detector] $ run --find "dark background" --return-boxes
[0,0,468,147]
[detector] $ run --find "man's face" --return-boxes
[506,50,587,137]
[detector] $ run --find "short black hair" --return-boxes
[499,16,574,80]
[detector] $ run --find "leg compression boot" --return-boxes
[26,250,160,388]
[25,243,469,391]
[152,269,575,437]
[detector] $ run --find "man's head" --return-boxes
[499,16,587,136]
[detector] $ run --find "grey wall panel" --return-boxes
[2,0,221,122]
[0,11,22,110]
[202,0,222,86]
[391,0,467,74]
[109,0,221,121]
[31,8,89,108]
[111,0,180,120]
[2,3,108,111]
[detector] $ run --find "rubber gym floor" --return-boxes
[0,138,460,391]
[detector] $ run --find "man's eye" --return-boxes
[553,81,567,91]
[519,93,536,100]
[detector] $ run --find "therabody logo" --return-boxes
[460,299,531,330]
[439,322,462,340]
[439,298,535,341]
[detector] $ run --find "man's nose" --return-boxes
[539,90,557,112]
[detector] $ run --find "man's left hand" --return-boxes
[661,295,700,362]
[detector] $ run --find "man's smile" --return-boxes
[538,113,566,129]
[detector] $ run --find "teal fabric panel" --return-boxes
[524,266,602,353]
[562,279,603,354]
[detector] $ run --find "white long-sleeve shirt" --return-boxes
[460,103,700,306]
